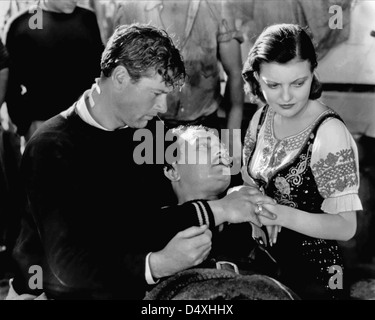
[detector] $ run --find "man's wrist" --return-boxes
[149,251,166,280]
[207,200,224,226]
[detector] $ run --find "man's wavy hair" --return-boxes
[163,125,219,171]
[101,23,186,88]
[242,24,322,103]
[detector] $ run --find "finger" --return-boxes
[178,225,208,238]
[227,185,243,194]
[266,226,273,246]
[258,213,277,226]
[248,211,262,227]
[203,229,213,239]
[257,206,277,220]
[245,187,263,196]
[197,246,212,265]
[272,227,278,245]
[266,225,273,238]
[191,233,212,249]
[202,246,211,260]
[249,194,276,207]
[191,243,212,266]
[236,185,262,196]
[254,194,277,205]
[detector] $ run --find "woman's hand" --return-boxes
[265,225,282,246]
[259,204,285,246]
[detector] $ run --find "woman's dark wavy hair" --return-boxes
[101,23,186,88]
[242,24,322,102]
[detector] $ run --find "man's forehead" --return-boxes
[180,130,223,148]
[142,72,173,93]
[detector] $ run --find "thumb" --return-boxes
[260,197,278,206]
[178,225,208,238]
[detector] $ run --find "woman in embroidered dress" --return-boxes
[240,24,362,299]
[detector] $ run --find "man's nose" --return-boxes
[155,94,168,114]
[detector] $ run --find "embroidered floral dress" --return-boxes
[242,105,363,299]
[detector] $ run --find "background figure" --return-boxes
[114,0,244,165]
[0,37,10,252]
[0,39,8,115]
[241,24,362,299]
[0,37,22,285]
[5,0,103,140]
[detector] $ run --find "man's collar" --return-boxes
[76,80,129,131]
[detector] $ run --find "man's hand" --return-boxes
[149,225,212,279]
[209,186,277,227]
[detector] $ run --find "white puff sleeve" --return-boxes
[311,118,363,214]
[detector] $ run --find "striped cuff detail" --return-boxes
[200,200,216,228]
[192,202,204,226]
[196,201,209,226]
[190,200,215,228]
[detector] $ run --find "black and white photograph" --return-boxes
[0,0,374,306]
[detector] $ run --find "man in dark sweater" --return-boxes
[9,24,276,300]
[5,0,103,140]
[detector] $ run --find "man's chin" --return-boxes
[133,120,148,129]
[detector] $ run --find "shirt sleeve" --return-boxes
[145,252,159,285]
[311,118,363,214]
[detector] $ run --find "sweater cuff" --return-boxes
[189,200,215,229]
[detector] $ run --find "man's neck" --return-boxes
[87,80,119,131]
[40,1,54,12]
[177,192,219,204]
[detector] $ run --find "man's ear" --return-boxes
[164,164,180,182]
[111,65,130,90]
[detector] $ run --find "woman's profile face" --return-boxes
[257,58,313,119]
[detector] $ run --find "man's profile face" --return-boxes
[176,129,231,197]
[44,0,78,14]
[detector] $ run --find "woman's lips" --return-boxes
[279,103,295,109]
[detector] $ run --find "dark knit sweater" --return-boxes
[5,6,103,135]
[12,106,215,299]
